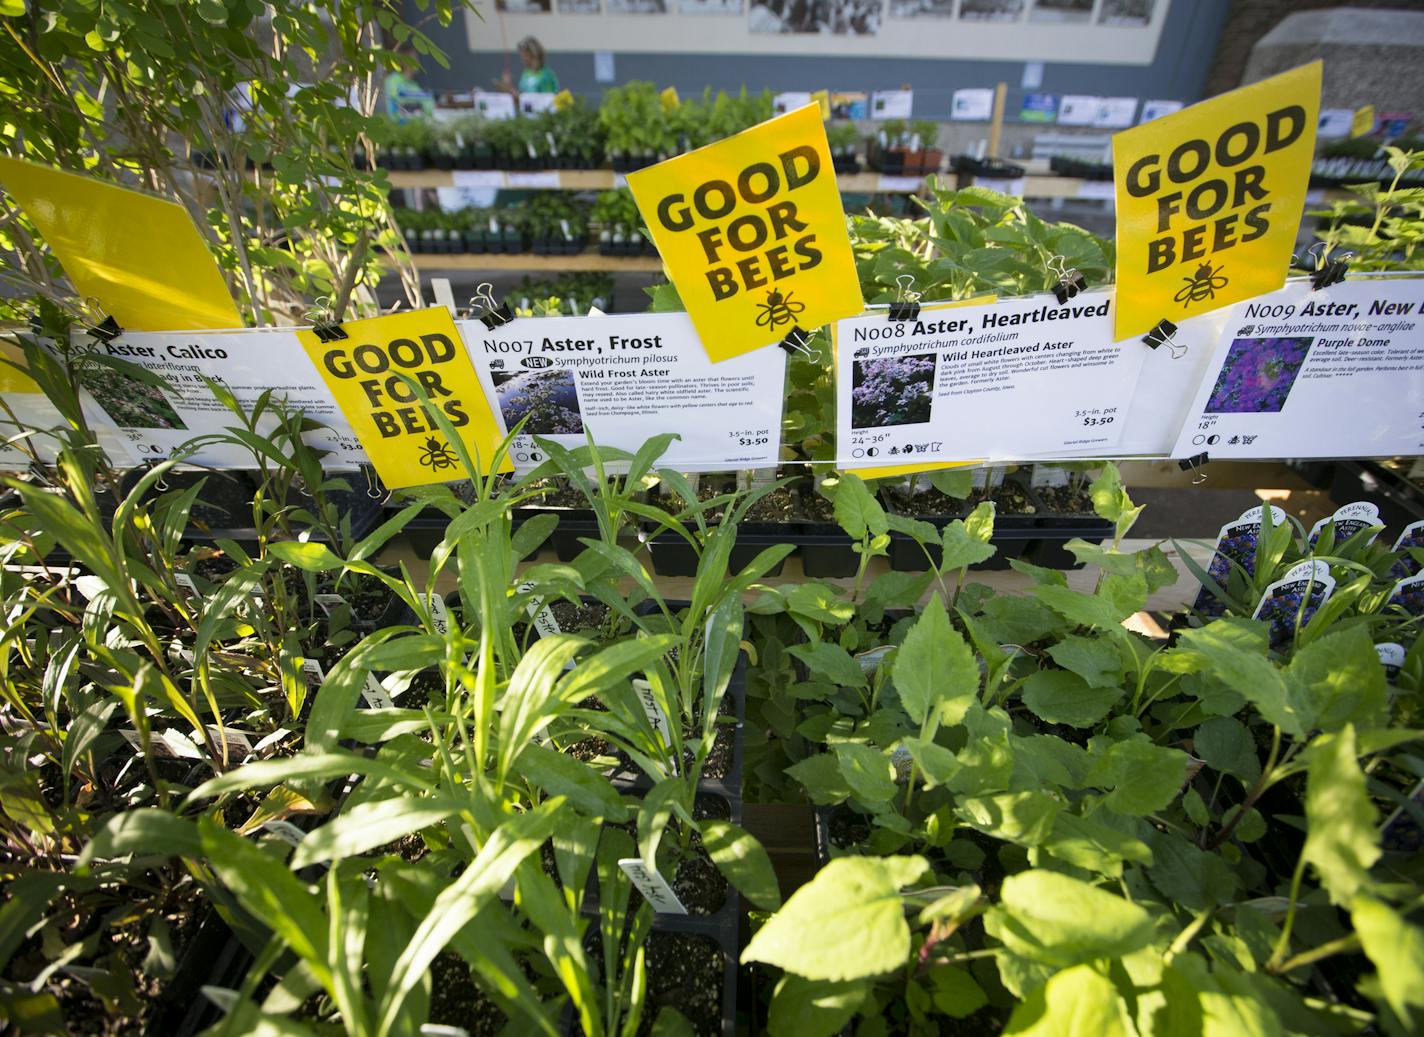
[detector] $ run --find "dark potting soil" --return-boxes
[827,804,873,851]
[427,951,507,1037]
[397,670,445,710]
[550,600,610,633]
[180,473,256,530]
[614,795,730,916]
[8,878,208,1036]
[891,486,966,517]
[970,483,1035,516]
[640,932,725,1037]
[1033,484,1095,514]
[744,485,795,523]
[797,488,836,523]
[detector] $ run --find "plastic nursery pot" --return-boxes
[795,479,871,579]
[513,490,604,563]
[148,902,254,1037]
[642,478,795,579]
[1022,481,1113,570]
[882,478,1038,573]
[117,469,380,555]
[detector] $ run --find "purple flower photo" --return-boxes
[1256,579,1329,647]
[1193,524,1260,617]
[1391,527,1424,580]
[1205,337,1312,414]
[851,352,937,429]
[493,369,584,435]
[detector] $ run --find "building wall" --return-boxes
[407,0,1233,121]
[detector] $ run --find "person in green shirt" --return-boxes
[383,50,434,121]
[501,36,559,98]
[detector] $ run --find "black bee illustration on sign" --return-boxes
[1175,262,1229,306]
[417,435,459,471]
[754,289,805,330]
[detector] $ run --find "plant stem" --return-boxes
[1271,933,1361,975]
[1205,725,1279,850]
[1268,851,1310,971]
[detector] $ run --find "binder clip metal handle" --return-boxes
[888,275,921,322]
[1049,255,1088,306]
[88,314,123,344]
[1178,451,1209,485]
[1142,318,1187,360]
[79,298,123,343]
[777,325,822,363]
[471,282,513,330]
[304,297,348,343]
[1304,243,1351,291]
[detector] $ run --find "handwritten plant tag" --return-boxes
[1376,642,1406,680]
[362,673,394,709]
[617,858,688,914]
[1252,559,1335,647]
[314,593,348,617]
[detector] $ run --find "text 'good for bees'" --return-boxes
[300,307,511,490]
[1111,62,1321,340]
[626,103,863,362]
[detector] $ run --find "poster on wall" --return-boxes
[496,0,551,10]
[1020,93,1057,123]
[1099,0,1154,26]
[959,0,1022,19]
[1139,100,1183,124]
[1093,97,1138,128]
[1170,278,1424,460]
[460,312,786,472]
[831,92,869,119]
[952,89,995,121]
[608,0,667,11]
[872,90,914,120]
[748,0,880,33]
[681,0,740,12]
[889,0,956,17]
[558,0,600,9]
[1030,0,1092,23]
[1057,95,1099,126]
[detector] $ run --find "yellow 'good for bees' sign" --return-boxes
[626,104,862,362]
[298,308,511,489]
[1112,62,1321,340]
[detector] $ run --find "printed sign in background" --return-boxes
[626,104,863,362]
[1112,62,1321,341]
[299,307,511,489]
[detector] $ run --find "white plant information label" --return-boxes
[515,580,561,637]
[460,311,785,473]
[422,593,451,637]
[631,678,676,775]
[617,859,688,914]
[74,328,367,469]
[835,292,1145,468]
[1172,278,1424,459]
[362,673,394,709]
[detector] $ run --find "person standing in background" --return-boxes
[383,48,434,121]
[500,36,559,99]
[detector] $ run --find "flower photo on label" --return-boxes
[851,353,936,429]
[1204,336,1312,414]
[492,368,584,435]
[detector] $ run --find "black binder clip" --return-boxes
[1141,318,1187,359]
[1049,255,1088,305]
[888,275,921,321]
[87,314,123,343]
[1305,244,1350,291]
[1178,451,1209,485]
[471,282,512,329]
[304,297,348,343]
[779,325,812,355]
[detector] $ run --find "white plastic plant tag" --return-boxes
[1392,520,1424,578]
[261,819,307,847]
[1253,559,1335,646]
[1388,572,1424,617]
[422,593,451,637]
[631,678,676,775]
[617,859,688,914]
[515,581,561,638]
[173,572,200,603]
[302,659,325,689]
[421,1027,473,1037]
[121,729,202,760]
[207,726,254,758]
[1029,465,1069,489]
[1376,642,1405,679]
[1194,504,1289,617]
[314,593,348,617]
[73,575,109,602]
[253,727,292,757]
[362,673,394,709]
[1308,502,1381,549]
[558,218,572,239]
